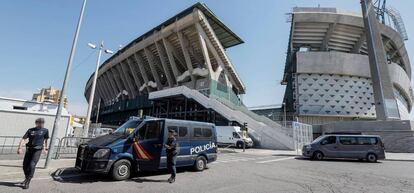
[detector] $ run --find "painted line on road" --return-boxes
[256,157,294,164]
[213,156,282,164]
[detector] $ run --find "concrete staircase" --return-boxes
[149,86,294,150]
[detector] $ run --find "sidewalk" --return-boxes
[0,159,77,182]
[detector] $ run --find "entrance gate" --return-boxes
[292,122,313,153]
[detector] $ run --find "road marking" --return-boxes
[213,156,283,164]
[256,157,294,164]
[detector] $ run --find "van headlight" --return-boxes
[93,149,110,159]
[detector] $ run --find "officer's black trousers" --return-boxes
[167,154,177,178]
[23,148,42,178]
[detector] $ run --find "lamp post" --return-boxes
[45,0,87,168]
[83,41,113,137]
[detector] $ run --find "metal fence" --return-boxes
[292,122,313,154]
[0,136,22,154]
[0,136,91,159]
[54,137,92,159]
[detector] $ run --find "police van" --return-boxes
[75,117,217,180]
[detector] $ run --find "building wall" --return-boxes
[0,111,70,139]
[294,52,412,122]
[282,7,413,125]
[0,97,71,138]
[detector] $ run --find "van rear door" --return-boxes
[134,120,165,171]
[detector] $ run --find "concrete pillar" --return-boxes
[361,0,400,120]
[177,31,196,86]
[162,38,181,80]
[118,62,136,98]
[144,47,162,90]
[125,57,143,95]
[133,52,151,92]
[155,40,174,87]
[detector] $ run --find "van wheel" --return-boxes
[313,151,324,160]
[194,156,207,171]
[111,159,131,181]
[236,141,243,148]
[366,153,377,163]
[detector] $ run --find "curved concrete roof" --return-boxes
[289,7,411,78]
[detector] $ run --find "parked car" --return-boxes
[302,134,385,162]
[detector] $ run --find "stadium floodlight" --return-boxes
[83,41,115,137]
[105,49,114,54]
[87,43,97,49]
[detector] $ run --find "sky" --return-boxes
[0,0,413,117]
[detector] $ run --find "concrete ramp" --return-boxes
[149,86,294,150]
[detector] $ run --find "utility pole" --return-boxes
[360,0,400,120]
[45,0,87,168]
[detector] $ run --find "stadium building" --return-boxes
[281,7,412,125]
[84,3,294,149]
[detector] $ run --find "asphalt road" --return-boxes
[1,152,414,193]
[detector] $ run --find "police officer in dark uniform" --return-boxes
[17,118,49,189]
[164,129,177,183]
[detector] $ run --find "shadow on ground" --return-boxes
[0,164,44,169]
[0,181,24,189]
[294,156,383,163]
[52,166,200,184]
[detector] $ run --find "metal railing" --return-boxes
[0,136,92,160]
[54,137,92,159]
[0,136,21,154]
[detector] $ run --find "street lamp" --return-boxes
[83,41,113,137]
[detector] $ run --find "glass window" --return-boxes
[168,126,178,134]
[369,137,378,145]
[321,136,336,145]
[233,132,240,139]
[114,120,142,135]
[203,128,213,138]
[194,128,203,138]
[138,125,146,139]
[145,121,162,139]
[179,127,188,137]
[339,136,357,145]
[357,137,371,145]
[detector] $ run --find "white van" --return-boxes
[216,126,253,148]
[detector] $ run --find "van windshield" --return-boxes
[312,135,325,143]
[113,120,142,135]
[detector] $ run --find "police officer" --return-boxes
[164,129,177,183]
[17,118,49,189]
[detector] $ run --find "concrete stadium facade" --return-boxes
[282,7,413,125]
[84,3,294,150]
[85,3,245,108]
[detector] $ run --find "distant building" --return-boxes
[0,97,71,138]
[32,86,68,108]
